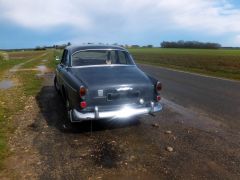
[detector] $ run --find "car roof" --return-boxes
[66,45,128,54]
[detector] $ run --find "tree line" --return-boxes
[161,41,221,49]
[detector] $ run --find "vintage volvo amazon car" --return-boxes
[54,45,162,122]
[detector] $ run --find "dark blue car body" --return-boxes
[54,45,162,122]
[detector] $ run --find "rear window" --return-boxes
[71,50,134,66]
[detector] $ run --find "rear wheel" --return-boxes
[65,98,74,123]
[54,76,60,93]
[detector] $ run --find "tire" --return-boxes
[65,98,74,123]
[60,97,74,130]
[54,76,60,93]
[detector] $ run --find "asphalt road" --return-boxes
[139,64,240,129]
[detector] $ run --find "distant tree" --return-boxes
[35,46,46,51]
[55,44,67,49]
[147,45,153,48]
[161,40,221,49]
[132,45,140,48]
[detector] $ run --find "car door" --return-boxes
[58,49,79,101]
[57,49,69,87]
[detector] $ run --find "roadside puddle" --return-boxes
[36,65,48,77]
[0,80,15,89]
[36,65,48,73]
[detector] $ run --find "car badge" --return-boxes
[98,90,103,97]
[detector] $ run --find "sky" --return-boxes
[1,0,240,49]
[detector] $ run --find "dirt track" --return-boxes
[1,70,239,180]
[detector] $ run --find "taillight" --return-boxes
[156,95,161,102]
[80,101,87,108]
[80,86,87,97]
[156,81,162,93]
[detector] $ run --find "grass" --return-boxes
[7,50,45,60]
[0,53,4,61]
[0,59,26,77]
[0,52,32,167]
[45,49,62,70]
[129,48,240,80]
[19,52,48,95]
[0,50,57,169]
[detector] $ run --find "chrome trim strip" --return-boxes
[117,87,133,91]
[72,102,162,121]
[70,64,136,69]
[72,49,129,56]
[93,96,107,99]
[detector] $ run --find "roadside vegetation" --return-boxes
[0,53,3,61]
[46,49,62,70]
[0,50,57,169]
[129,48,240,80]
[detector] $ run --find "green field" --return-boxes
[129,48,240,80]
[0,53,3,61]
[0,50,58,169]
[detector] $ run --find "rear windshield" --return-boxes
[71,50,134,66]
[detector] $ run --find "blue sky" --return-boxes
[1,0,240,49]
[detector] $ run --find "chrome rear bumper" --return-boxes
[71,102,162,122]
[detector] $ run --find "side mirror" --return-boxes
[55,56,60,61]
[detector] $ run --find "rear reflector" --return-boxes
[80,101,87,108]
[157,95,161,102]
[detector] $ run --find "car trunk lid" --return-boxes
[70,65,154,106]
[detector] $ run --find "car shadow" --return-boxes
[35,85,140,134]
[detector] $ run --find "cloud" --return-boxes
[234,35,240,45]
[1,0,240,43]
[157,0,240,34]
[0,0,92,29]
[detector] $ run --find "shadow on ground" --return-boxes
[35,85,140,134]
[32,84,143,179]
